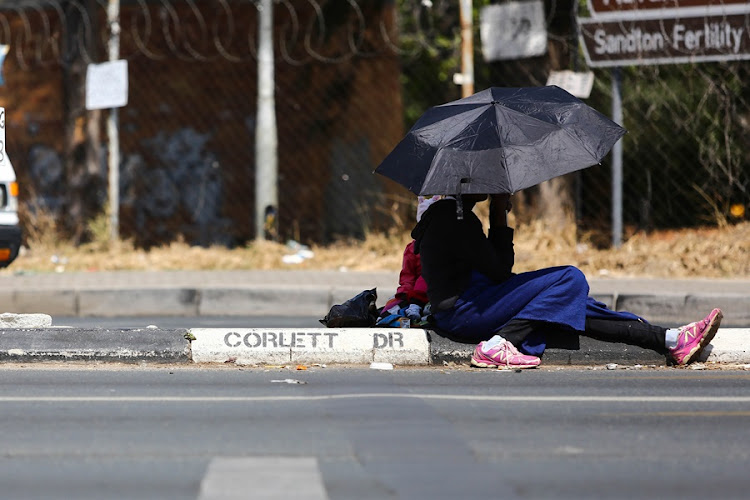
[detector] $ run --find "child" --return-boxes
[377,196,449,326]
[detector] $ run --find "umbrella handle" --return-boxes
[456,178,470,220]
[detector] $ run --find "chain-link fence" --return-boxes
[0,0,747,249]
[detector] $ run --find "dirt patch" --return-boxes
[512,220,750,278]
[4,221,749,278]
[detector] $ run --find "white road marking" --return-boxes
[198,457,327,500]
[1,394,750,403]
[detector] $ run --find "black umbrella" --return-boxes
[375,86,626,197]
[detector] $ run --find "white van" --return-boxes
[0,107,21,267]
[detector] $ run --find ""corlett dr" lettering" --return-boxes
[224,331,338,349]
[373,332,404,349]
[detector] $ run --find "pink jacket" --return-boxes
[396,241,428,305]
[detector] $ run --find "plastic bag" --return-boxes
[319,288,378,327]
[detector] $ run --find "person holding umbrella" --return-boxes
[376,87,722,369]
[410,193,722,369]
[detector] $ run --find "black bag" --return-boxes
[319,288,378,327]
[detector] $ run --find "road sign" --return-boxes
[588,0,749,16]
[579,12,750,66]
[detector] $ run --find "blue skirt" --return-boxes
[432,266,644,355]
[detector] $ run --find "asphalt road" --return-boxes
[2,366,750,499]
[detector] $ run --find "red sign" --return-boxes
[589,0,749,15]
[579,12,750,66]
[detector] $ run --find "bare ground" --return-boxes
[4,218,749,279]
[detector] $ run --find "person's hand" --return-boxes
[490,194,512,214]
[489,194,512,227]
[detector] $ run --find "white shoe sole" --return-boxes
[470,358,540,369]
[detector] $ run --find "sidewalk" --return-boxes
[0,270,748,366]
[1,270,749,323]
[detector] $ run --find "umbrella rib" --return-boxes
[441,108,515,194]
[498,146,513,194]
[495,103,602,162]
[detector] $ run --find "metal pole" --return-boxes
[611,66,623,248]
[107,0,120,242]
[458,0,474,98]
[255,0,278,240]
[571,0,582,226]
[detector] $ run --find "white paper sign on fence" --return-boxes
[85,60,129,110]
[480,1,548,62]
[546,70,595,99]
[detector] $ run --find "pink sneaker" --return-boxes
[471,337,541,369]
[669,308,723,365]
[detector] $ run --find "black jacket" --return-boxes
[411,198,514,311]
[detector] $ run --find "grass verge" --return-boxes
[4,218,749,279]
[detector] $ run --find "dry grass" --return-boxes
[511,220,750,278]
[4,211,750,277]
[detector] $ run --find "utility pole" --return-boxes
[107,0,120,242]
[255,0,278,240]
[458,0,474,98]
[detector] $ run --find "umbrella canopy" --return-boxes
[374,86,626,196]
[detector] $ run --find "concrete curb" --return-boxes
[0,315,747,366]
[2,286,750,325]
[0,327,191,363]
[0,313,52,328]
[1,287,371,318]
[699,329,750,363]
[427,329,750,366]
[190,328,430,365]
[186,327,750,367]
